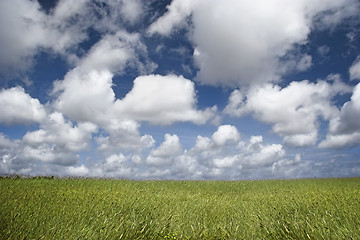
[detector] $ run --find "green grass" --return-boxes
[1,177,359,239]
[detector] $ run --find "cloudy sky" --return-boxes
[1,0,360,180]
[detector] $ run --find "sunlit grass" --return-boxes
[1,177,359,239]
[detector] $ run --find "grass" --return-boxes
[0,177,359,239]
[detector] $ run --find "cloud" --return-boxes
[0,0,47,77]
[319,83,360,149]
[0,0,91,78]
[211,125,240,146]
[0,0,148,79]
[1,122,355,179]
[52,31,155,126]
[114,74,216,125]
[224,76,351,146]
[67,164,90,177]
[349,57,360,81]
[149,0,360,87]
[187,125,293,179]
[52,29,211,127]
[0,87,47,125]
[147,0,197,36]
[78,31,154,73]
[95,120,155,153]
[146,134,183,166]
[53,68,116,124]
[22,112,97,165]
[118,0,143,24]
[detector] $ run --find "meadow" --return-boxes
[0,177,359,239]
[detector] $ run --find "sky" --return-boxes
[0,0,360,180]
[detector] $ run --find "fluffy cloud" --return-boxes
[188,125,292,179]
[0,87,47,125]
[146,134,183,166]
[95,120,155,153]
[77,125,306,180]
[0,0,48,77]
[78,31,153,73]
[114,74,216,125]
[1,122,354,179]
[0,0,147,79]
[22,112,97,165]
[52,68,116,124]
[0,0,89,78]
[224,76,351,146]
[211,125,240,146]
[320,83,360,148]
[349,57,360,81]
[149,0,360,87]
[147,0,196,36]
[52,31,155,126]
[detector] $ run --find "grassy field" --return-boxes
[0,177,359,239]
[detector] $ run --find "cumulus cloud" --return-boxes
[114,74,216,125]
[78,31,153,73]
[0,0,48,77]
[349,57,360,81]
[84,125,307,180]
[0,87,47,125]
[0,0,147,79]
[224,76,351,146]
[188,125,293,179]
[320,83,360,149]
[95,120,155,153]
[52,31,155,126]
[147,0,196,36]
[146,134,183,166]
[0,0,89,78]
[22,112,97,165]
[1,121,353,179]
[52,68,116,124]
[211,125,240,146]
[149,0,360,87]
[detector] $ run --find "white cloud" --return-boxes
[211,125,240,146]
[53,68,116,124]
[146,134,183,166]
[246,144,285,167]
[95,120,154,153]
[52,30,155,126]
[23,112,97,152]
[118,0,143,24]
[320,83,360,149]
[1,122,353,179]
[114,74,216,125]
[0,87,47,125]
[297,55,313,72]
[0,0,148,79]
[67,164,89,176]
[349,57,360,81]
[21,112,97,165]
[79,31,151,73]
[149,0,359,87]
[225,77,351,146]
[147,0,197,36]
[0,0,47,77]
[0,0,90,78]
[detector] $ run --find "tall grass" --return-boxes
[1,177,359,239]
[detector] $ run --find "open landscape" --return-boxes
[1,177,359,239]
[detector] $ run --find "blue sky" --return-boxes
[0,0,360,179]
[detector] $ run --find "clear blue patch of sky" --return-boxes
[281,24,360,87]
[0,124,40,140]
[28,51,69,104]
